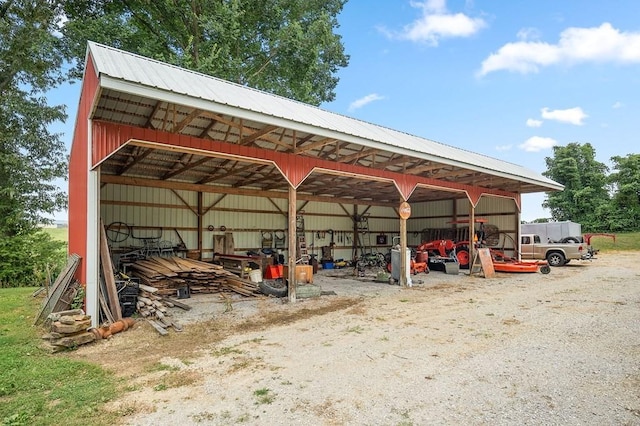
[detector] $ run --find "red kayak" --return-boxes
[493,260,550,274]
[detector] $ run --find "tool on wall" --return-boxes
[261,231,273,248]
[274,230,286,249]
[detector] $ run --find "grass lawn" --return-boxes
[589,231,640,252]
[41,227,68,243]
[0,287,119,426]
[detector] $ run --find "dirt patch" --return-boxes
[67,295,362,380]
[70,253,640,425]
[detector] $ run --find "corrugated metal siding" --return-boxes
[100,185,413,260]
[68,55,100,282]
[100,180,523,258]
[88,42,562,191]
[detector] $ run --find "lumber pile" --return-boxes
[128,256,260,297]
[135,283,185,334]
[99,219,122,323]
[224,276,260,297]
[34,254,82,325]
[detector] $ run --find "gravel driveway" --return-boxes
[108,252,639,425]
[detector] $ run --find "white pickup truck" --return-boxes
[520,234,593,266]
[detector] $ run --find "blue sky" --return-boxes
[327,0,640,220]
[49,0,639,221]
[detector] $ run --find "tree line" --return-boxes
[1,1,637,286]
[1,0,349,287]
[541,143,639,232]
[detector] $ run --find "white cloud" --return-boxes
[348,93,385,112]
[526,118,543,128]
[517,27,541,41]
[478,22,640,76]
[495,144,513,152]
[612,101,623,109]
[541,107,588,125]
[381,0,486,45]
[519,136,557,152]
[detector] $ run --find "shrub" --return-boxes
[0,230,66,287]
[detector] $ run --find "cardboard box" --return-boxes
[283,265,313,283]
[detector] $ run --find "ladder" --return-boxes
[297,235,309,264]
[356,214,372,256]
[296,214,309,264]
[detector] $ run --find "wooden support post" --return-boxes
[399,214,408,287]
[398,199,412,287]
[197,191,203,260]
[288,185,297,302]
[352,205,358,261]
[515,200,522,261]
[469,204,475,270]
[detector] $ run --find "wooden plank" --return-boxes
[478,248,495,278]
[161,297,192,310]
[147,319,169,335]
[138,283,158,294]
[100,219,123,320]
[135,259,178,277]
[98,286,116,324]
[213,235,225,255]
[148,256,183,273]
[224,232,234,254]
[33,254,81,325]
[471,248,496,278]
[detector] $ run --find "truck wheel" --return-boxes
[546,252,566,267]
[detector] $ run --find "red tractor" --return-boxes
[415,239,459,272]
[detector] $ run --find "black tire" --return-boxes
[540,265,551,274]
[546,252,566,267]
[259,279,287,297]
[561,236,581,243]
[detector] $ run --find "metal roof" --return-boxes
[87,41,563,203]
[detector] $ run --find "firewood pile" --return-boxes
[135,283,187,335]
[128,256,261,297]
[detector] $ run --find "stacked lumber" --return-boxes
[135,283,185,334]
[34,254,82,325]
[99,219,122,323]
[41,309,95,353]
[128,256,254,297]
[224,276,260,297]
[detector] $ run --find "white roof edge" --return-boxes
[89,42,562,192]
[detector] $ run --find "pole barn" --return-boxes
[69,43,563,326]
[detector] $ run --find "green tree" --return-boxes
[1,0,69,286]
[542,143,609,230]
[601,154,640,231]
[62,0,350,105]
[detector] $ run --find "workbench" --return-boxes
[213,254,263,278]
